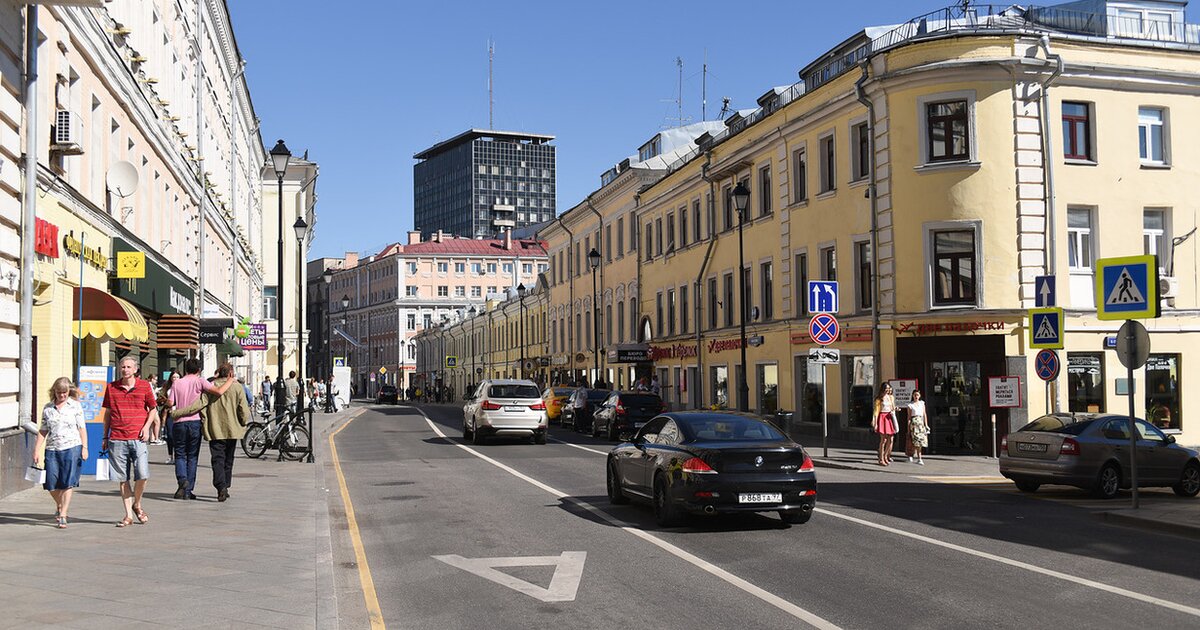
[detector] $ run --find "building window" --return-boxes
[666,214,676,252]
[821,246,837,282]
[437,286,449,297]
[1067,352,1105,413]
[926,100,969,162]
[1146,354,1181,430]
[585,310,592,349]
[680,285,689,334]
[454,286,465,297]
[617,301,625,342]
[1067,208,1094,272]
[792,148,808,202]
[742,266,753,323]
[437,262,448,273]
[407,314,416,330]
[819,135,836,193]
[617,217,625,256]
[408,262,418,274]
[856,241,872,311]
[644,223,653,261]
[471,262,482,274]
[471,286,481,298]
[760,261,773,321]
[723,185,734,231]
[406,286,418,297]
[932,230,976,305]
[1062,102,1092,160]
[851,122,870,181]
[605,304,612,346]
[423,314,432,329]
[692,200,701,243]
[263,286,277,320]
[795,253,808,318]
[759,165,772,216]
[1144,209,1168,265]
[487,263,497,274]
[605,225,612,262]
[722,273,734,327]
[630,218,638,252]
[679,207,688,248]
[656,292,664,338]
[656,218,664,256]
[1138,107,1167,164]
[667,289,676,336]
[708,277,718,330]
[503,263,513,274]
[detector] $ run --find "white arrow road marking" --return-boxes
[434,552,586,602]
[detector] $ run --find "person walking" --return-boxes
[34,377,87,529]
[907,390,929,465]
[284,371,300,413]
[168,359,234,500]
[170,363,249,502]
[260,375,273,412]
[238,376,253,411]
[872,383,898,466]
[99,356,159,527]
[158,370,180,464]
[326,377,339,412]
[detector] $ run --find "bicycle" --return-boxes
[241,408,311,461]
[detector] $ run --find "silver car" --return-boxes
[999,413,1200,499]
[462,379,547,445]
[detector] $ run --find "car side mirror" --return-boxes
[1165,434,1176,444]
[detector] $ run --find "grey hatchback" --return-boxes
[999,413,1200,499]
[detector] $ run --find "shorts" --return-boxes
[44,445,83,490]
[108,439,150,482]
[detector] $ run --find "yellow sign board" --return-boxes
[116,251,145,279]
[378,366,387,374]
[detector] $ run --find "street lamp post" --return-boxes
[340,294,349,401]
[732,182,751,412]
[294,216,311,462]
[517,284,527,380]
[269,140,291,420]
[322,269,332,382]
[588,248,601,387]
[469,306,478,393]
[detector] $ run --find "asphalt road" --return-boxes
[330,404,1200,630]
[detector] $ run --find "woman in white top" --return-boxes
[872,383,898,466]
[907,390,929,465]
[34,377,88,529]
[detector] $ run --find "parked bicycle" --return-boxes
[241,408,311,461]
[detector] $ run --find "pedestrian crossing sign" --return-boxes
[1028,307,1064,349]
[1095,255,1159,321]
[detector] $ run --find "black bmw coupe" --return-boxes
[606,412,817,526]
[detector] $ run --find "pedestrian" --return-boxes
[34,377,87,529]
[170,363,249,502]
[650,374,661,396]
[871,383,898,466]
[260,375,272,412]
[284,371,300,412]
[99,356,159,527]
[634,376,649,392]
[157,370,180,461]
[907,390,929,465]
[168,358,234,500]
[238,376,253,410]
[325,377,339,412]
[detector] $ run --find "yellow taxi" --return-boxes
[542,387,575,424]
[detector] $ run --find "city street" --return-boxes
[329,404,1200,629]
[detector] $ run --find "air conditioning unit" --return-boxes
[51,110,83,155]
[1160,276,1179,299]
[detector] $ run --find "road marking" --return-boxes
[915,475,1009,485]
[418,411,840,630]
[816,507,1200,620]
[549,436,609,455]
[433,552,586,602]
[329,408,387,629]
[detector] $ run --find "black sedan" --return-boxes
[592,392,665,440]
[561,388,610,432]
[376,385,398,405]
[607,412,816,526]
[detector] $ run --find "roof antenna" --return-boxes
[719,96,732,119]
[488,39,494,130]
[701,49,708,121]
[676,56,683,127]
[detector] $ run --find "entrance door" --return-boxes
[686,366,699,409]
[926,361,985,455]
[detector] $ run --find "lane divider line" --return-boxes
[418,410,840,630]
[329,408,386,629]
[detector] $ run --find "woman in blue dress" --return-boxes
[34,377,88,529]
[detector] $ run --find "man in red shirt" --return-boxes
[100,356,159,527]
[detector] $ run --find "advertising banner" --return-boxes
[239,323,268,351]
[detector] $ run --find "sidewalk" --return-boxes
[0,407,353,629]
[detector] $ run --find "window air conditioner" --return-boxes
[52,110,84,155]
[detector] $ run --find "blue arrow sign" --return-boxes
[808,281,838,314]
[1035,275,1056,308]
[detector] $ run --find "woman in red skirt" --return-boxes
[871,383,897,466]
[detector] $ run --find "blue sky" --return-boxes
[227,1,1191,260]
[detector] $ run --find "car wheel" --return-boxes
[471,419,485,445]
[779,509,811,525]
[462,421,472,440]
[653,473,682,527]
[534,432,547,445]
[1014,480,1041,493]
[1094,463,1121,499]
[1173,462,1200,497]
[607,460,629,505]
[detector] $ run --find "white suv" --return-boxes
[462,379,547,445]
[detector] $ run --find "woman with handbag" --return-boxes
[907,390,929,465]
[871,383,897,466]
[33,377,87,529]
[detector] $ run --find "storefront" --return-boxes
[110,237,198,378]
[606,344,650,393]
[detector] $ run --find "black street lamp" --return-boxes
[517,284,527,380]
[322,268,332,381]
[269,139,291,420]
[587,248,601,387]
[468,305,478,394]
[732,181,751,412]
[293,216,310,462]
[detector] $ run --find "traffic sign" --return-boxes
[1034,275,1056,307]
[378,366,387,374]
[808,348,840,364]
[1028,307,1063,349]
[1035,349,1060,381]
[333,356,346,367]
[1096,255,1159,320]
[809,313,839,346]
[807,281,839,314]
[1116,320,1150,370]
[445,355,459,368]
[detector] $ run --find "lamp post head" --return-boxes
[732,181,750,217]
[587,248,601,271]
[269,139,291,179]
[293,216,308,241]
[517,283,526,297]
[322,268,333,285]
[341,294,350,310]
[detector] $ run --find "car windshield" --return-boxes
[585,390,611,401]
[620,394,661,406]
[1019,415,1093,435]
[489,384,540,398]
[682,416,787,442]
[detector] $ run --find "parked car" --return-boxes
[607,412,817,526]
[592,392,665,440]
[999,413,1200,499]
[462,379,547,445]
[376,385,398,405]
[561,388,611,433]
[541,387,576,424]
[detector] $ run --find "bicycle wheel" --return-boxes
[281,425,311,461]
[242,423,268,459]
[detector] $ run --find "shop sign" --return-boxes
[116,251,145,279]
[63,232,106,270]
[988,376,1022,408]
[111,238,194,315]
[650,343,699,361]
[894,321,1006,336]
[240,323,267,351]
[199,318,234,344]
[551,355,570,366]
[608,344,650,363]
[707,338,745,354]
[747,335,764,347]
[537,357,550,367]
[575,353,587,363]
[35,218,59,258]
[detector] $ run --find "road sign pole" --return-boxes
[1125,320,1139,510]
[821,364,828,459]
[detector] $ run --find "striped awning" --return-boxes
[72,287,150,342]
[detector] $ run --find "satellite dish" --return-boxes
[106,161,139,198]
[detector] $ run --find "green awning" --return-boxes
[217,338,245,357]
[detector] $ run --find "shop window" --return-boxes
[931,229,977,306]
[711,365,728,409]
[757,364,778,415]
[1067,352,1105,412]
[796,354,824,423]
[1145,353,1180,430]
[1062,102,1092,161]
[846,355,876,429]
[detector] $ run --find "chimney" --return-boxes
[435,229,444,243]
[504,228,512,250]
[344,252,359,268]
[407,230,421,245]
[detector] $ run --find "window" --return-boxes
[666,214,676,252]
[708,277,718,329]
[487,263,497,274]
[407,314,416,330]
[759,165,772,215]
[423,314,432,329]
[437,262,448,273]
[743,266,753,322]
[692,200,701,243]
[819,135,836,193]
[471,262,482,274]
[437,286,449,297]
[617,217,625,256]
[710,365,728,409]
[821,246,837,281]
[667,289,676,336]
[852,122,870,181]
[522,263,532,274]
[1144,209,1168,265]
[503,263,513,274]
[605,304,612,346]
[605,225,612,261]
[856,242,873,311]
[656,292,664,338]
[408,262,418,274]
[795,253,809,317]
[406,286,418,297]
[723,185,734,231]
[471,286,482,298]
[630,219,638,252]
[932,230,976,305]
[263,286,277,320]
[1062,102,1092,161]
[454,286,465,297]
[679,207,688,248]
[1145,354,1181,430]
[1067,208,1093,272]
[926,100,969,162]
[792,148,807,202]
[1138,107,1167,164]
[723,273,734,327]
[760,261,773,321]
[680,285,689,334]
[617,301,625,342]
[655,218,664,256]
[1067,352,1105,413]
[644,222,653,261]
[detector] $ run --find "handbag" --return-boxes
[24,465,46,484]
[95,452,113,481]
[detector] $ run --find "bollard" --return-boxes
[990,413,997,459]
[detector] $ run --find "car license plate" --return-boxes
[738,492,782,504]
[504,406,525,412]
[1016,442,1047,453]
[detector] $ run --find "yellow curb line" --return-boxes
[329,409,385,629]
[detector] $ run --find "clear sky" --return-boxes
[226,1,1192,260]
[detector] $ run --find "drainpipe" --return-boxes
[855,62,882,387]
[694,150,720,408]
[555,216,574,378]
[18,5,38,435]
[1037,34,1064,413]
[230,61,245,327]
[585,195,604,380]
[196,0,206,347]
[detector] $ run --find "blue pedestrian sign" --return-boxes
[1095,255,1158,320]
[1035,349,1060,381]
[807,281,838,314]
[1028,307,1063,349]
[809,313,840,346]
[1035,275,1056,307]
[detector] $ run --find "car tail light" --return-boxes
[694,491,715,498]
[1000,435,1008,453]
[615,401,626,415]
[481,400,502,410]
[682,457,716,474]
[530,401,546,410]
[799,489,817,497]
[1060,437,1080,456]
[799,453,815,472]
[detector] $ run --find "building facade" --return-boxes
[413,129,556,239]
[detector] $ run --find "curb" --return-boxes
[1097,509,1200,541]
